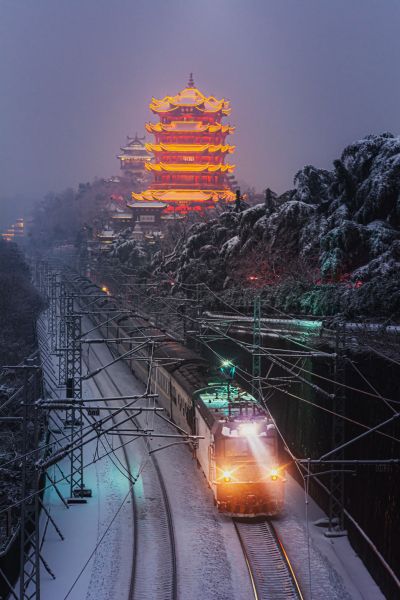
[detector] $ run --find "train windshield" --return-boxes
[224,436,276,460]
[225,438,249,458]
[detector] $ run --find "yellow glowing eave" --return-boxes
[131,189,236,203]
[118,154,151,161]
[145,143,235,154]
[145,162,235,173]
[150,103,230,115]
[149,86,231,114]
[145,121,235,134]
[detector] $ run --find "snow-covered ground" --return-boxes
[273,476,384,600]
[29,315,385,600]
[20,317,134,600]
[84,327,252,600]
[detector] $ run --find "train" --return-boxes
[72,276,285,517]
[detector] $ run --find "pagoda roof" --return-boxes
[131,189,235,204]
[145,143,235,154]
[146,121,235,134]
[145,162,234,173]
[111,212,133,219]
[117,153,151,161]
[97,229,116,240]
[125,133,145,146]
[150,85,231,116]
[119,146,149,154]
[118,133,151,159]
[127,199,168,209]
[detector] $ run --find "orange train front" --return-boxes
[193,382,285,517]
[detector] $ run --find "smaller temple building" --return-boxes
[127,198,167,233]
[117,134,151,178]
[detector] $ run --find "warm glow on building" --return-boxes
[1,218,25,241]
[130,74,236,214]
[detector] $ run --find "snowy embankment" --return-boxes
[24,317,134,600]
[273,476,384,600]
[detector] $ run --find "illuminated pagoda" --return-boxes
[117,133,151,177]
[130,74,236,213]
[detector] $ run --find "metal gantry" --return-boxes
[48,272,58,352]
[326,326,347,536]
[58,282,67,387]
[18,360,56,600]
[19,368,40,600]
[65,305,91,501]
[252,295,261,401]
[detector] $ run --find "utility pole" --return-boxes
[18,360,52,600]
[58,281,67,387]
[65,305,91,502]
[19,364,39,600]
[195,283,204,352]
[252,295,261,401]
[325,326,347,536]
[48,272,58,352]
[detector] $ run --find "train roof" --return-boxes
[114,311,210,398]
[76,280,268,430]
[193,382,267,430]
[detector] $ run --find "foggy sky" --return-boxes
[1,0,400,225]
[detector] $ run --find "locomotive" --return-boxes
[73,277,285,517]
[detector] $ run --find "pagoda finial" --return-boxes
[188,73,195,88]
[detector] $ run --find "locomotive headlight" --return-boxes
[240,423,258,437]
[222,470,232,482]
[270,468,279,481]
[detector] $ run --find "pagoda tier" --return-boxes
[133,75,236,213]
[130,188,234,207]
[145,143,235,154]
[145,122,235,134]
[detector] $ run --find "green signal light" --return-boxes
[220,359,236,379]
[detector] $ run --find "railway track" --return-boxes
[84,339,178,600]
[81,354,138,600]
[233,519,304,600]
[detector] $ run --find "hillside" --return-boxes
[152,133,400,319]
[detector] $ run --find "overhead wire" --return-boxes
[114,277,400,446]
[197,335,400,445]
[0,418,145,516]
[77,271,400,446]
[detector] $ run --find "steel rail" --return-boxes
[233,519,304,600]
[82,329,178,600]
[81,353,138,600]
